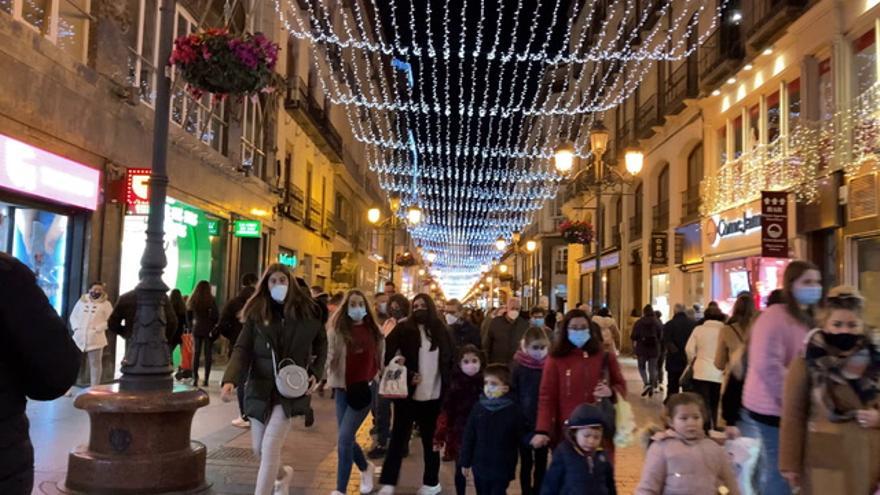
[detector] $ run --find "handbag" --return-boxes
[680,357,697,391]
[346,380,374,410]
[269,344,310,399]
[379,359,409,399]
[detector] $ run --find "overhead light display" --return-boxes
[274,0,727,297]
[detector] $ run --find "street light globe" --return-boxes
[625,148,645,176]
[367,208,381,224]
[426,251,437,263]
[495,236,507,251]
[526,240,537,252]
[407,205,422,225]
[499,264,509,274]
[486,276,493,283]
[418,268,426,276]
[554,142,575,174]
[589,120,610,157]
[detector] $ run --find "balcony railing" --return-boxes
[743,0,806,49]
[322,214,334,239]
[283,183,305,221]
[652,201,670,231]
[335,216,349,239]
[664,62,698,116]
[306,199,321,231]
[629,215,643,241]
[285,76,343,162]
[609,224,622,249]
[699,26,744,90]
[637,94,661,138]
[681,189,701,224]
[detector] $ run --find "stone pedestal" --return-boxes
[63,383,210,494]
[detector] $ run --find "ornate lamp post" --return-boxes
[368,193,422,287]
[65,0,210,492]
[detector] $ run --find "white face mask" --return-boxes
[270,284,288,303]
[507,310,520,321]
[445,313,459,325]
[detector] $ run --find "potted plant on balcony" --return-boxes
[559,219,594,245]
[170,28,280,98]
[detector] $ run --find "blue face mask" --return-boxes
[793,286,823,306]
[531,317,545,328]
[567,328,591,348]
[348,306,367,322]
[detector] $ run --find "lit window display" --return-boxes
[856,237,880,331]
[651,273,671,321]
[712,256,791,314]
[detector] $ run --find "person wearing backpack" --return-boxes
[632,305,663,398]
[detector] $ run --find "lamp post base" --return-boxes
[63,383,210,494]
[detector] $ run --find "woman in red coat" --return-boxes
[530,309,627,455]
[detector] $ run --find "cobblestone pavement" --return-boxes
[30,357,663,495]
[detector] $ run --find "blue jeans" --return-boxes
[740,410,790,495]
[334,386,372,491]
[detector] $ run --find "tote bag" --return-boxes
[379,359,409,399]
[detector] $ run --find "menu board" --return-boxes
[849,173,878,221]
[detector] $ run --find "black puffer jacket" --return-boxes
[107,290,178,343]
[0,253,80,493]
[222,305,327,422]
[384,319,454,399]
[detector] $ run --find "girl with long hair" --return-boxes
[715,293,758,372]
[186,280,218,386]
[378,294,454,495]
[220,264,326,495]
[326,289,384,495]
[168,288,187,360]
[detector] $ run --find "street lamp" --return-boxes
[367,207,381,224]
[426,250,437,263]
[625,147,645,176]
[495,235,507,251]
[367,195,421,287]
[554,141,576,174]
[499,264,509,274]
[526,240,537,252]
[406,204,423,225]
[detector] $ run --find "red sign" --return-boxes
[761,191,789,258]
[0,133,100,210]
[125,168,152,215]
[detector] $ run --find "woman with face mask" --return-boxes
[220,264,326,495]
[741,260,822,495]
[779,287,880,494]
[69,282,113,387]
[378,294,454,495]
[530,309,627,459]
[325,289,384,495]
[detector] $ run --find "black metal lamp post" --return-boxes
[368,193,422,288]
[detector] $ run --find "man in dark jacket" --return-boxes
[217,273,257,428]
[484,298,529,365]
[0,253,80,494]
[631,304,663,397]
[444,298,481,350]
[662,303,697,397]
[107,289,178,345]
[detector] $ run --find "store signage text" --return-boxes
[0,133,100,210]
[125,168,151,215]
[279,251,298,268]
[206,219,220,236]
[651,232,668,265]
[233,220,261,238]
[706,211,762,247]
[761,191,789,258]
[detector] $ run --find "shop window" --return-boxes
[242,96,266,177]
[856,237,880,330]
[712,256,791,314]
[733,115,743,159]
[854,29,877,96]
[788,78,801,131]
[819,58,834,121]
[2,0,90,61]
[748,104,759,149]
[717,125,727,165]
[767,91,781,143]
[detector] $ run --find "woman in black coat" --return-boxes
[378,293,454,493]
[186,280,219,386]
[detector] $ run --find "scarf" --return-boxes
[513,349,546,370]
[479,394,514,412]
[805,329,880,422]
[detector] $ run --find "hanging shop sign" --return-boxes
[761,191,789,258]
[206,219,220,236]
[0,133,100,210]
[233,219,261,238]
[651,232,668,265]
[125,168,152,215]
[278,248,298,268]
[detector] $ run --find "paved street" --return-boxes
[29,357,661,495]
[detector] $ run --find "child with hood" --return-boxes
[541,403,617,494]
[512,327,551,495]
[434,345,485,495]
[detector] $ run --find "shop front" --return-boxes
[703,198,794,314]
[844,169,880,330]
[0,133,100,316]
[579,251,621,320]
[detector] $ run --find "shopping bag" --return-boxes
[613,398,636,447]
[724,436,761,495]
[180,332,194,371]
[378,359,408,399]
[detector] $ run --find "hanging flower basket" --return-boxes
[170,28,280,97]
[395,252,417,267]
[559,219,594,245]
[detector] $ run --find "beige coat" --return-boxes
[714,322,747,372]
[325,325,385,389]
[779,357,880,494]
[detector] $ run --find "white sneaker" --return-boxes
[273,465,293,495]
[360,462,375,493]
[378,485,395,495]
[331,492,344,495]
[231,417,250,428]
[417,484,442,495]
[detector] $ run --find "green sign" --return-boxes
[206,219,220,236]
[233,220,261,238]
[279,251,298,268]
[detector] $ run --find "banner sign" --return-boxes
[761,191,789,258]
[233,220,261,238]
[650,232,668,265]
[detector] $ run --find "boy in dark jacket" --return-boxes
[460,364,525,495]
[512,327,550,495]
[541,404,616,495]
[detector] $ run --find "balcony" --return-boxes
[699,26,744,91]
[637,94,661,139]
[743,0,806,50]
[629,215,643,241]
[616,118,635,150]
[282,183,305,221]
[652,201,670,231]
[285,76,343,162]
[306,199,322,231]
[335,216,349,239]
[664,62,698,116]
[609,224,622,249]
[322,215,334,240]
[681,189,701,224]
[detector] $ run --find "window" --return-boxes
[687,144,704,190]
[748,104,760,149]
[2,0,91,61]
[658,165,669,204]
[242,97,266,176]
[854,29,877,96]
[554,247,568,274]
[717,126,727,165]
[788,78,801,131]
[733,115,743,159]
[128,0,159,104]
[819,58,833,121]
[767,91,781,143]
